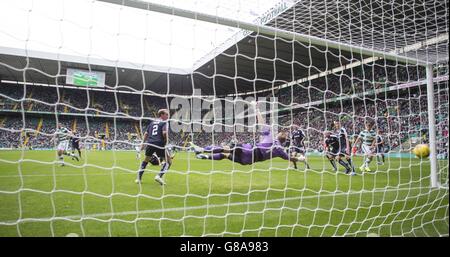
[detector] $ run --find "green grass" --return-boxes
[0,150,448,237]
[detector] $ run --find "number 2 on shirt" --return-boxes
[151,124,158,136]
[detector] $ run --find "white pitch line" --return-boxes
[0,172,134,178]
[1,186,446,225]
[0,162,293,178]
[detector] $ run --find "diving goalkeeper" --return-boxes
[192,102,302,165]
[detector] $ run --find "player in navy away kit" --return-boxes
[71,132,81,159]
[375,128,385,165]
[325,121,356,175]
[288,126,310,169]
[193,102,303,166]
[135,109,172,186]
[333,121,355,174]
[324,131,355,175]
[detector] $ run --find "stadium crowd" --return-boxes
[0,84,163,117]
[0,62,448,158]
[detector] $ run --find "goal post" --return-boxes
[426,64,438,188]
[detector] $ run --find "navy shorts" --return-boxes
[145,145,166,160]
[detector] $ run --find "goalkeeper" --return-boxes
[192,102,303,165]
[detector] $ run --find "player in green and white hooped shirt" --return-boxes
[131,135,142,160]
[354,122,376,172]
[55,123,79,166]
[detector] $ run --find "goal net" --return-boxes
[0,0,448,237]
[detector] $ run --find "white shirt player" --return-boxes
[132,138,142,159]
[56,127,71,152]
[358,129,376,155]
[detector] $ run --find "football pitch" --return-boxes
[0,150,448,237]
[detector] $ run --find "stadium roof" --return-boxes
[0,0,289,74]
[0,0,448,96]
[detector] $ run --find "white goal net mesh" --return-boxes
[0,0,448,237]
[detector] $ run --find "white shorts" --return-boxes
[361,144,374,155]
[135,146,141,152]
[57,140,70,152]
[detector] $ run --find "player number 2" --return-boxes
[151,125,158,136]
